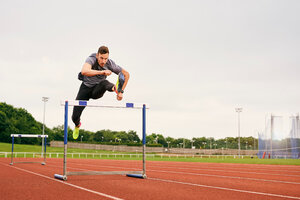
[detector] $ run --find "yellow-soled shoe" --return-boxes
[73,122,81,139]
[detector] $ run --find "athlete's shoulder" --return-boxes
[106,59,122,74]
[85,53,97,65]
[107,58,115,65]
[87,53,97,60]
[89,53,97,58]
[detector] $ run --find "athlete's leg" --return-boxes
[91,80,115,99]
[72,83,92,126]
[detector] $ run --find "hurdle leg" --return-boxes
[42,137,47,165]
[10,136,14,165]
[142,104,147,178]
[54,101,68,181]
[127,104,147,179]
[63,101,68,178]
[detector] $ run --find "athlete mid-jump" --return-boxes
[71,46,130,139]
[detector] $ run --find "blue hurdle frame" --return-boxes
[10,134,48,165]
[54,100,148,181]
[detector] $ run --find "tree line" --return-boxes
[0,102,258,149]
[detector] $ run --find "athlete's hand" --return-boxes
[103,70,112,76]
[117,92,123,101]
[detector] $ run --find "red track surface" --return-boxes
[0,158,299,200]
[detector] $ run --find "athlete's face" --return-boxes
[97,53,109,67]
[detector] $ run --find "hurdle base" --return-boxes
[67,170,143,176]
[10,161,46,165]
[126,174,147,179]
[54,174,67,181]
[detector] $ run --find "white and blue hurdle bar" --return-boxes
[54,100,148,181]
[10,134,48,165]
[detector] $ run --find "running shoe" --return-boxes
[73,122,81,139]
[115,72,125,94]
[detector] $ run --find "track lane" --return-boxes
[1,158,299,200]
[0,161,122,200]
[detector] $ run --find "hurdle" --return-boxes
[54,100,148,181]
[10,134,48,165]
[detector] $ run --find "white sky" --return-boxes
[1,0,299,140]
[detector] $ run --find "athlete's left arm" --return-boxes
[116,69,129,101]
[108,59,130,92]
[121,69,130,92]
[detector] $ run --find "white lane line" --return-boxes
[70,160,300,178]
[61,163,300,184]
[148,169,300,185]
[43,158,300,173]
[148,163,300,173]
[47,161,300,185]
[2,163,123,200]
[143,165,300,177]
[149,177,300,200]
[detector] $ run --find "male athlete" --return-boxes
[71,46,130,139]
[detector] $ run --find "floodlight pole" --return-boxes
[167,141,170,150]
[235,107,242,158]
[270,114,273,159]
[42,97,49,157]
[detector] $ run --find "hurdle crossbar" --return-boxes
[60,100,149,109]
[54,100,148,181]
[10,134,48,165]
[10,134,49,138]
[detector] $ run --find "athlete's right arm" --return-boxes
[81,63,112,76]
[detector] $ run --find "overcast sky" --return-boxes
[1,0,299,140]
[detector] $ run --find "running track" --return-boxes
[0,158,299,200]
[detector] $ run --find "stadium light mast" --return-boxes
[167,141,170,149]
[235,107,243,158]
[42,97,49,156]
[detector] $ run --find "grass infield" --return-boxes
[1,142,299,165]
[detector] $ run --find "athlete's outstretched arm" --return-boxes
[81,63,112,76]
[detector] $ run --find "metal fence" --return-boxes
[50,141,258,155]
[0,152,255,159]
[258,114,300,159]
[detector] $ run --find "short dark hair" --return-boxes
[98,46,109,54]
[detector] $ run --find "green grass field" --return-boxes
[1,142,299,165]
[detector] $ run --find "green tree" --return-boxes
[127,130,140,143]
[102,129,115,142]
[52,125,64,141]
[0,102,50,144]
[115,131,129,143]
[93,130,105,142]
[0,110,9,142]
[166,136,175,148]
